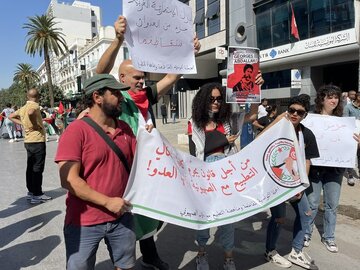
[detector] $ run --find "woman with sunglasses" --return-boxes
[261,94,319,270]
[187,81,261,270]
[304,85,345,253]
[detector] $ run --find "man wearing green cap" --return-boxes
[55,74,138,270]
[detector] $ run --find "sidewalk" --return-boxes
[0,120,359,269]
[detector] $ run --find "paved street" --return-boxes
[0,119,360,270]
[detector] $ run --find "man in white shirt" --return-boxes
[258,98,268,118]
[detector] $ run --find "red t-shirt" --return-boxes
[55,116,136,226]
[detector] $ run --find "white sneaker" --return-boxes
[321,238,338,253]
[347,177,355,186]
[9,139,14,143]
[288,248,318,270]
[195,253,209,270]
[223,258,236,270]
[304,236,311,247]
[30,194,52,204]
[14,138,18,142]
[265,250,292,268]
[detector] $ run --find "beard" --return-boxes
[102,101,122,118]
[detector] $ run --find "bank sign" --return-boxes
[260,29,357,62]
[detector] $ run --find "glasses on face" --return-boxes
[288,107,306,117]
[209,96,223,103]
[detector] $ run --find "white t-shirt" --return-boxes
[258,105,267,118]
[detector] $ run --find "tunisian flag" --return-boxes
[290,2,300,41]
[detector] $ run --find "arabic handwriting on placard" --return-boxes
[324,124,346,131]
[136,16,160,29]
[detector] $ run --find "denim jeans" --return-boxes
[290,193,311,252]
[4,118,16,139]
[64,213,136,270]
[305,169,343,241]
[196,154,235,252]
[266,194,311,253]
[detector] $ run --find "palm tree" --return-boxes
[13,63,40,90]
[23,14,68,108]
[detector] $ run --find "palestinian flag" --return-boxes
[120,90,160,240]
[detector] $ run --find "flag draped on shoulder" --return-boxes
[119,91,141,136]
[119,90,160,240]
[290,1,300,41]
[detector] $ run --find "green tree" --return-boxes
[0,83,27,109]
[23,14,68,108]
[13,63,39,90]
[38,84,64,107]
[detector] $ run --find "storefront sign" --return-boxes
[260,29,357,62]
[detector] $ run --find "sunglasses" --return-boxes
[288,107,306,117]
[209,96,223,103]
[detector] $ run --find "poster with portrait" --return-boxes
[226,47,260,103]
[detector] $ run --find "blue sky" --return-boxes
[0,0,122,89]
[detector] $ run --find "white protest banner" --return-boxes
[123,0,196,74]
[124,119,308,230]
[302,113,357,167]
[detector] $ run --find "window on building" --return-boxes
[92,21,96,27]
[309,0,331,37]
[194,0,205,39]
[330,0,354,32]
[272,3,289,47]
[92,32,96,38]
[256,10,271,50]
[123,47,130,59]
[196,0,204,10]
[255,0,354,50]
[91,10,95,16]
[262,69,291,89]
[206,0,220,36]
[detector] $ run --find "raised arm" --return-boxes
[244,70,264,122]
[96,16,126,74]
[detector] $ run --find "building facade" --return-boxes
[253,0,359,110]
[37,0,359,114]
[37,0,127,100]
[178,0,359,117]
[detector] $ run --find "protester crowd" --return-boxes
[3,14,360,270]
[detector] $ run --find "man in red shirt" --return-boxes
[55,74,137,270]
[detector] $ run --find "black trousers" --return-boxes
[25,142,46,196]
[140,221,164,261]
